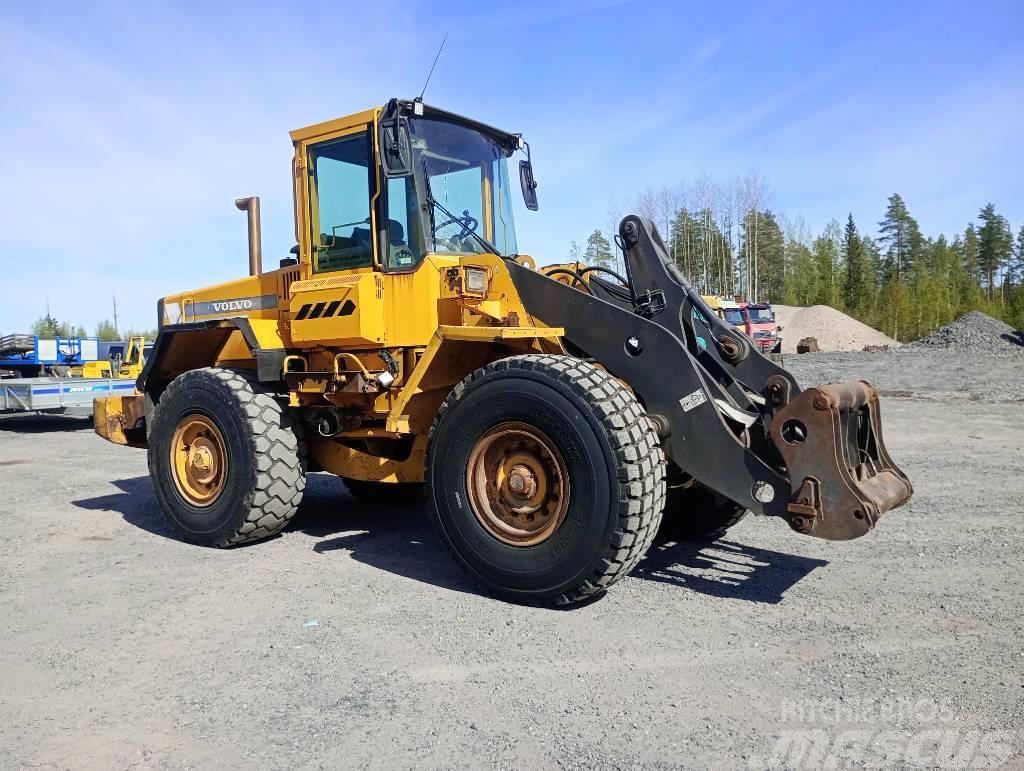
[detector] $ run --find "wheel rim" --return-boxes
[466,421,570,547]
[170,414,228,507]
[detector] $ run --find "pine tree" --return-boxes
[783,238,817,306]
[811,220,843,308]
[956,225,988,311]
[976,203,1013,299]
[567,240,582,263]
[861,236,883,326]
[843,214,867,313]
[878,194,921,283]
[961,225,979,280]
[31,315,63,337]
[95,319,120,341]
[583,229,613,267]
[740,210,784,300]
[29,316,83,337]
[1009,225,1024,287]
[752,211,785,301]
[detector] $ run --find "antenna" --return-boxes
[112,291,119,334]
[418,31,449,102]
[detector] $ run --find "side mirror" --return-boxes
[519,158,539,211]
[380,116,412,178]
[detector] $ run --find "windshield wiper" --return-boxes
[420,160,501,257]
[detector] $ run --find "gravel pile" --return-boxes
[906,311,1023,354]
[774,304,899,353]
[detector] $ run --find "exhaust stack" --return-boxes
[234,196,263,276]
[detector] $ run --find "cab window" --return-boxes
[385,176,427,269]
[309,130,374,273]
[723,308,745,326]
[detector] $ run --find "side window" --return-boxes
[309,130,373,273]
[385,176,425,269]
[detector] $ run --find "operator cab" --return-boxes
[296,99,535,276]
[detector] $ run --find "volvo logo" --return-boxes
[211,299,254,312]
[189,294,277,318]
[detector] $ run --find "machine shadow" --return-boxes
[301,475,828,605]
[294,474,479,597]
[71,476,177,538]
[72,473,827,605]
[632,537,829,604]
[0,414,93,434]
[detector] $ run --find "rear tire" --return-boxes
[148,367,306,547]
[426,354,665,606]
[342,477,426,504]
[658,482,747,542]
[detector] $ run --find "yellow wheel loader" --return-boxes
[78,336,148,379]
[94,98,912,606]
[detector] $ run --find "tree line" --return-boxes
[573,174,1024,341]
[21,314,158,342]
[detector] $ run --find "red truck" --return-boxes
[741,302,782,353]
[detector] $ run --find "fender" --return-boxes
[136,317,288,395]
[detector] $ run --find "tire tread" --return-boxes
[426,354,666,606]
[149,367,305,546]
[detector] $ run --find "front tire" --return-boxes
[148,367,306,547]
[426,355,665,606]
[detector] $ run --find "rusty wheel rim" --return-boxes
[170,414,227,507]
[466,421,570,547]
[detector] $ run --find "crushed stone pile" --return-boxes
[906,311,1023,354]
[773,305,899,353]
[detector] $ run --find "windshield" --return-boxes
[747,306,775,323]
[406,118,518,258]
[723,308,745,325]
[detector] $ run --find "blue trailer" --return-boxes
[0,335,100,377]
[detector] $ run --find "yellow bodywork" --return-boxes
[79,361,114,378]
[702,296,745,331]
[95,103,565,485]
[94,392,146,446]
[77,336,147,379]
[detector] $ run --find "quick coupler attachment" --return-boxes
[769,381,913,540]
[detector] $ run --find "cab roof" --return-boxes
[289,99,522,155]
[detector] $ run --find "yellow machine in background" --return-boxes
[701,296,745,328]
[701,295,720,312]
[77,336,147,379]
[717,298,745,330]
[92,97,911,607]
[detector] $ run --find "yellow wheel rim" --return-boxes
[170,414,228,507]
[466,421,570,547]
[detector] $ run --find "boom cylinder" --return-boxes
[235,196,263,276]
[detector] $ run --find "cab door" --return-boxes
[289,122,386,347]
[305,125,378,274]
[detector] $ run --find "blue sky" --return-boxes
[1,0,1022,332]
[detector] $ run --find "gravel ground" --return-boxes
[2,350,1023,769]
[784,347,1024,402]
